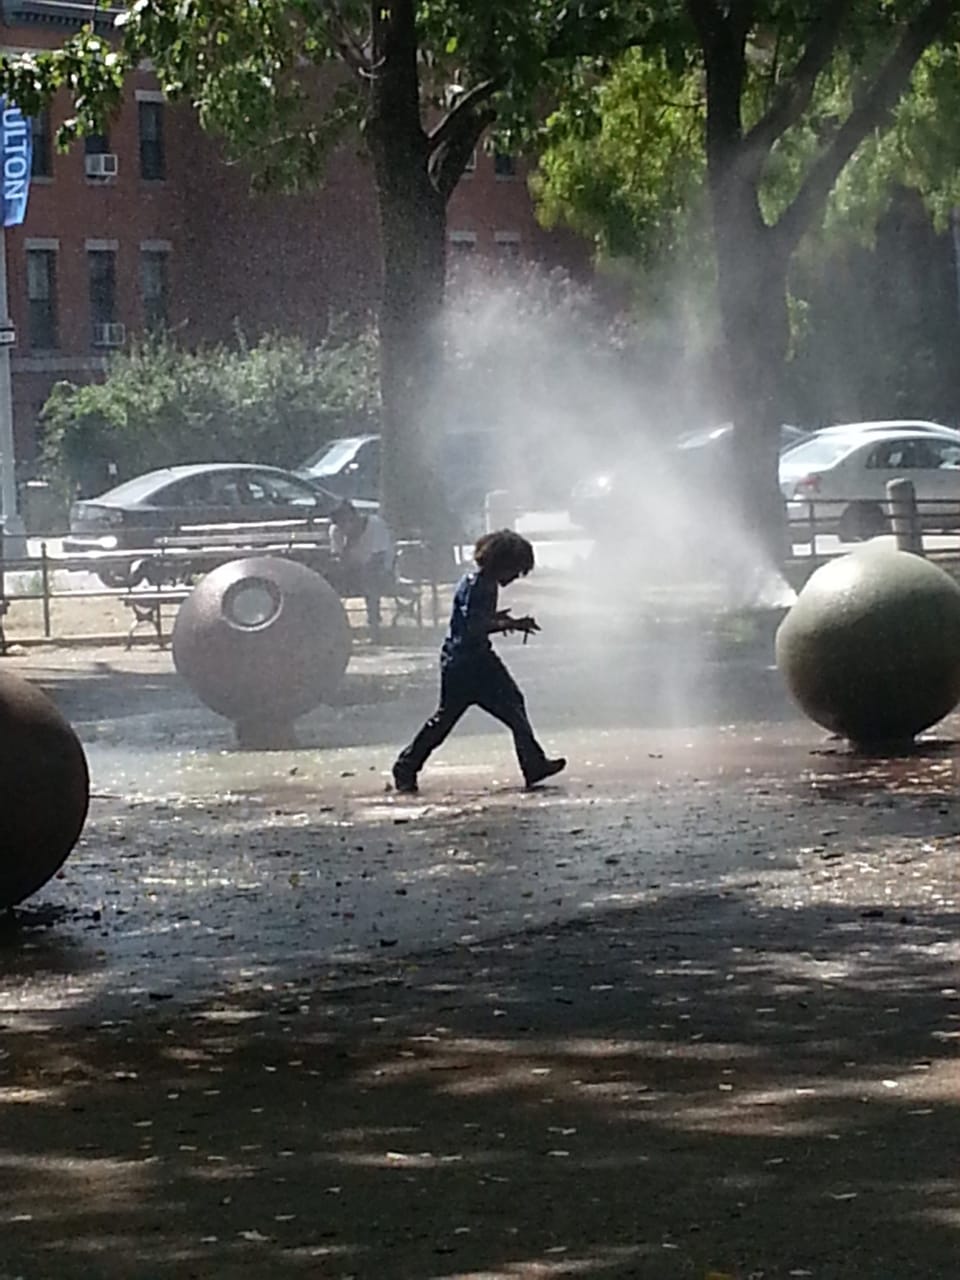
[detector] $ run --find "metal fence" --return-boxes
[0,527,445,650]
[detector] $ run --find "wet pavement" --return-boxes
[5,612,960,1278]
[4,620,960,1026]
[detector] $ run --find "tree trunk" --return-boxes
[369,137,447,536]
[366,0,449,540]
[711,175,792,572]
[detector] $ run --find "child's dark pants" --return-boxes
[396,651,548,781]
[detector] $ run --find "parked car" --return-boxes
[807,417,955,440]
[65,462,369,586]
[779,424,960,541]
[298,429,539,537]
[569,422,810,535]
[299,434,380,502]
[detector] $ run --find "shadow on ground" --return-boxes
[1,888,958,1279]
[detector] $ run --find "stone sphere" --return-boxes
[172,557,351,742]
[776,542,960,746]
[0,671,89,907]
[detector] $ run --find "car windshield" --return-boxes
[301,438,366,473]
[780,436,858,470]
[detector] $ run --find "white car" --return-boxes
[780,424,960,542]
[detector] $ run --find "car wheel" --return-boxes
[96,561,141,589]
[838,502,888,542]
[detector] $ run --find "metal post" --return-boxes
[0,226,24,557]
[885,478,924,555]
[0,521,6,655]
[40,538,50,637]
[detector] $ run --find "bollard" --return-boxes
[172,556,352,749]
[885,478,924,555]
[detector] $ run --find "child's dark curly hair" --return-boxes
[474,529,535,577]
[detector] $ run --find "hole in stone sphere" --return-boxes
[223,578,282,630]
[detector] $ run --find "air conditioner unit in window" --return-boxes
[85,153,119,180]
[92,322,125,348]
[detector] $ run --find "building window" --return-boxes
[448,230,478,253]
[26,249,57,349]
[141,249,169,331]
[138,101,165,180]
[495,232,522,263]
[88,248,117,331]
[493,150,517,179]
[84,132,110,155]
[31,110,51,179]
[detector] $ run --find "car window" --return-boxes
[300,437,368,473]
[157,473,220,506]
[355,439,379,477]
[911,440,954,469]
[248,471,319,506]
[780,436,857,469]
[867,439,944,470]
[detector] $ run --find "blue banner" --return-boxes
[0,99,31,227]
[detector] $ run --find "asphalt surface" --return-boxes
[3,603,960,1277]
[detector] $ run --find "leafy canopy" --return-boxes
[535,2,960,263]
[0,2,645,190]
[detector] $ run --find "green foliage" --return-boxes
[0,2,646,191]
[536,11,960,266]
[533,49,706,262]
[40,330,379,496]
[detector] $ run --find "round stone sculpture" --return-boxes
[0,671,89,908]
[172,556,352,747]
[776,542,960,747]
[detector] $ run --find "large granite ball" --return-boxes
[776,542,960,746]
[172,557,352,744]
[0,671,89,907]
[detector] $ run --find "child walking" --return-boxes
[392,529,566,793]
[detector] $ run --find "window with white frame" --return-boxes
[138,100,166,180]
[88,247,117,331]
[493,150,517,178]
[31,110,51,179]
[448,230,478,253]
[26,247,58,349]
[141,247,169,331]
[494,231,522,262]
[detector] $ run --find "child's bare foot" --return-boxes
[524,757,566,788]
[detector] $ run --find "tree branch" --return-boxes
[775,0,954,254]
[316,0,371,80]
[428,76,502,152]
[745,0,854,155]
[431,104,497,201]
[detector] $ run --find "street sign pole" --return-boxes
[0,222,24,553]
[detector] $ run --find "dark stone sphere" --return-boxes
[172,557,351,741]
[776,543,960,747]
[0,671,89,907]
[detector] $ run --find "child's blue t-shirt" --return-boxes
[441,570,498,666]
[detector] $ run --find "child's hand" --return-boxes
[512,615,540,635]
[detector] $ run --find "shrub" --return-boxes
[40,327,379,497]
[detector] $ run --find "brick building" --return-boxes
[1,0,589,464]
